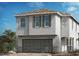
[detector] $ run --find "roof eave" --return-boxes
[15,11,79,25]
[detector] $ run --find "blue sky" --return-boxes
[0,2,79,34]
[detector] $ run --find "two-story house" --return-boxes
[16,9,79,53]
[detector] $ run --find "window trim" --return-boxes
[34,16,41,28]
[20,17,25,28]
[43,14,50,28]
[33,14,51,28]
[76,23,77,31]
[72,20,73,30]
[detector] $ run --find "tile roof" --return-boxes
[32,9,54,13]
[15,9,79,24]
[16,9,70,16]
[16,9,56,16]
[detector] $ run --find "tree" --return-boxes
[0,30,16,52]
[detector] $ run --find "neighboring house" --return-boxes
[16,9,79,53]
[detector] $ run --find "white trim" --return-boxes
[34,16,41,28]
[44,15,49,27]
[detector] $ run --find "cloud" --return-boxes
[62,2,79,21]
[3,22,12,30]
[2,18,16,31]
[62,2,79,13]
[67,2,79,6]
[62,2,79,12]
[67,6,77,12]
[0,22,12,35]
[27,2,44,8]
[62,2,79,7]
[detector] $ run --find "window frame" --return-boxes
[33,14,51,28]
[72,20,73,30]
[67,38,74,51]
[20,17,26,28]
[43,14,50,28]
[76,23,77,31]
[34,16,41,28]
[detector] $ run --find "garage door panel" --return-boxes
[22,39,52,52]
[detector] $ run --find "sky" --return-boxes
[0,2,79,34]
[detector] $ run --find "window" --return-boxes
[43,15,51,27]
[72,20,73,30]
[20,17,25,28]
[33,15,51,28]
[76,24,77,31]
[61,37,68,52]
[67,38,74,52]
[61,37,74,52]
[77,39,79,47]
[33,16,41,28]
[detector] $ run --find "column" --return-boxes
[16,37,22,52]
[53,36,61,52]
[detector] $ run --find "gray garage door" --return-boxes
[22,39,52,52]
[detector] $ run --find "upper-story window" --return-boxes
[76,23,77,31]
[33,16,41,28]
[72,20,73,30]
[33,15,51,28]
[43,15,50,27]
[43,15,51,27]
[61,17,67,25]
[20,17,25,28]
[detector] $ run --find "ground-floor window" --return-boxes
[76,38,79,49]
[61,37,74,52]
[78,40,79,46]
[67,38,74,52]
[61,37,67,52]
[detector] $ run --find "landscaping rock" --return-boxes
[8,51,16,54]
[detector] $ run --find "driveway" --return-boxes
[3,53,52,56]
[1,52,79,56]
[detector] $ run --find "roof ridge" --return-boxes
[16,9,70,16]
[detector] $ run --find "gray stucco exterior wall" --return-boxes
[16,11,79,53]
